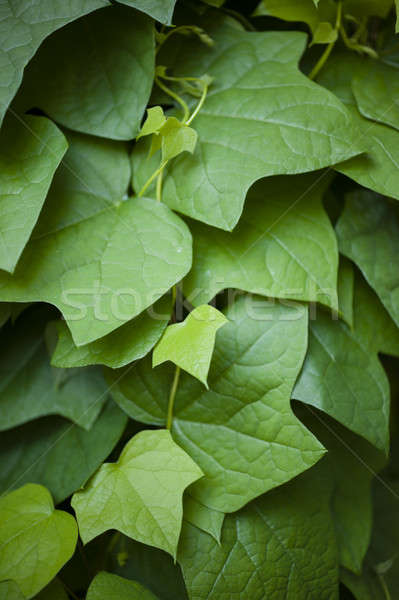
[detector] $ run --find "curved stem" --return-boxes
[156,76,190,122]
[308,1,342,81]
[378,573,392,600]
[138,161,167,198]
[186,83,209,125]
[156,26,196,55]
[167,365,181,430]
[156,167,164,202]
[340,22,378,58]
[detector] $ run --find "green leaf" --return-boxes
[153,304,228,387]
[107,294,325,513]
[336,190,399,329]
[0,307,108,431]
[0,114,67,273]
[18,6,155,141]
[0,401,127,504]
[0,131,192,346]
[178,462,339,599]
[183,494,224,543]
[159,118,198,162]
[116,0,177,24]
[0,484,78,599]
[337,257,354,328]
[341,567,386,600]
[344,0,393,18]
[183,173,339,311]
[293,275,392,453]
[86,571,158,600]
[0,0,107,126]
[71,430,203,558]
[0,581,24,600]
[35,580,68,600]
[52,296,172,369]
[353,61,399,132]
[133,18,364,230]
[137,107,167,139]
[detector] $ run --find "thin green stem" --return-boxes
[186,83,209,125]
[308,1,342,81]
[167,365,181,430]
[138,161,167,197]
[155,76,190,122]
[156,167,165,202]
[378,573,392,600]
[340,21,378,58]
[156,26,196,55]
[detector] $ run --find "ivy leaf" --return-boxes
[336,190,399,328]
[0,114,67,274]
[52,296,172,369]
[86,571,158,600]
[137,107,167,139]
[0,0,106,126]
[18,6,155,141]
[183,173,339,311]
[0,132,192,346]
[71,430,203,558]
[183,494,225,543]
[353,61,399,132]
[133,17,364,230]
[153,304,228,387]
[0,401,127,504]
[0,307,108,432]
[178,462,339,599]
[159,118,198,162]
[0,484,78,599]
[116,0,177,24]
[107,294,325,513]
[293,275,392,453]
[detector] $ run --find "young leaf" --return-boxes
[0,484,78,599]
[178,462,339,599]
[18,6,155,141]
[86,571,158,600]
[52,296,172,369]
[116,0,177,24]
[0,114,67,273]
[353,61,399,133]
[183,173,339,311]
[107,295,325,513]
[0,0,106,126]
[159,118,198,162]
[0,401,127,504]
[153,304,228,387]
[0,308,108,431]
[71,430,203,558]
[137,107,167,139]
[183,494,225,543]
[336,190,399,328]
[133,17,364,230]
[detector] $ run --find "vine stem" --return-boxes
[138,161,167,198]
[378,572,392,600]
[308,1,342,81]
[155,76,190,122]
[167,365,181,430]
[186,83,209,125]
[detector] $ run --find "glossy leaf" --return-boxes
[184,173,339,310]
[0,114,67,273]
[86,572,158,600]
[0,484,77,599]
[336,190,399,328]
[133,17,364,230]
[178,462,339,600]
[0,401,127,504]
[116,0,177,24]
[0,308,108,431]
[107,295,325,513]
[19,6,155,141]
[153,304,228,386]
[0,0,106,125]
[72,430,203,558]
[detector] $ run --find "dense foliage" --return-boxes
[1,0,399,598]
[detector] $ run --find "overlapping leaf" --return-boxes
[0,484,77,598]
[183,495,225,543]
[353,61,399,132]
[117,0,177,24]
[184,173,339,310]
[86,571,158,600]
[107,294,324,513]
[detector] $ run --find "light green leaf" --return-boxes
[178,462,339,600]
[107,295,324,513]
[71,430,203,558]
[183,494,224,543]
[18,6,154,141]
[337,257,354,328]
[0,401,127,504]
[183,173,339,311]
[0,132,192,346]
[0,114,67,273]
[336,190,399,328]
[0,307,107,432]
[116,0,177,24]
[0,581,24,600]
[0,484,77,599]
[52,296,172,369]
[137,107,167,139]
[153,304,228,387]
[0,0,106,126]
[86,571,158,600]
[293,276,391,453]
[159,118,198,162]
[133,18,364,230]
[353,61,399,132]
[312,21,337,44]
